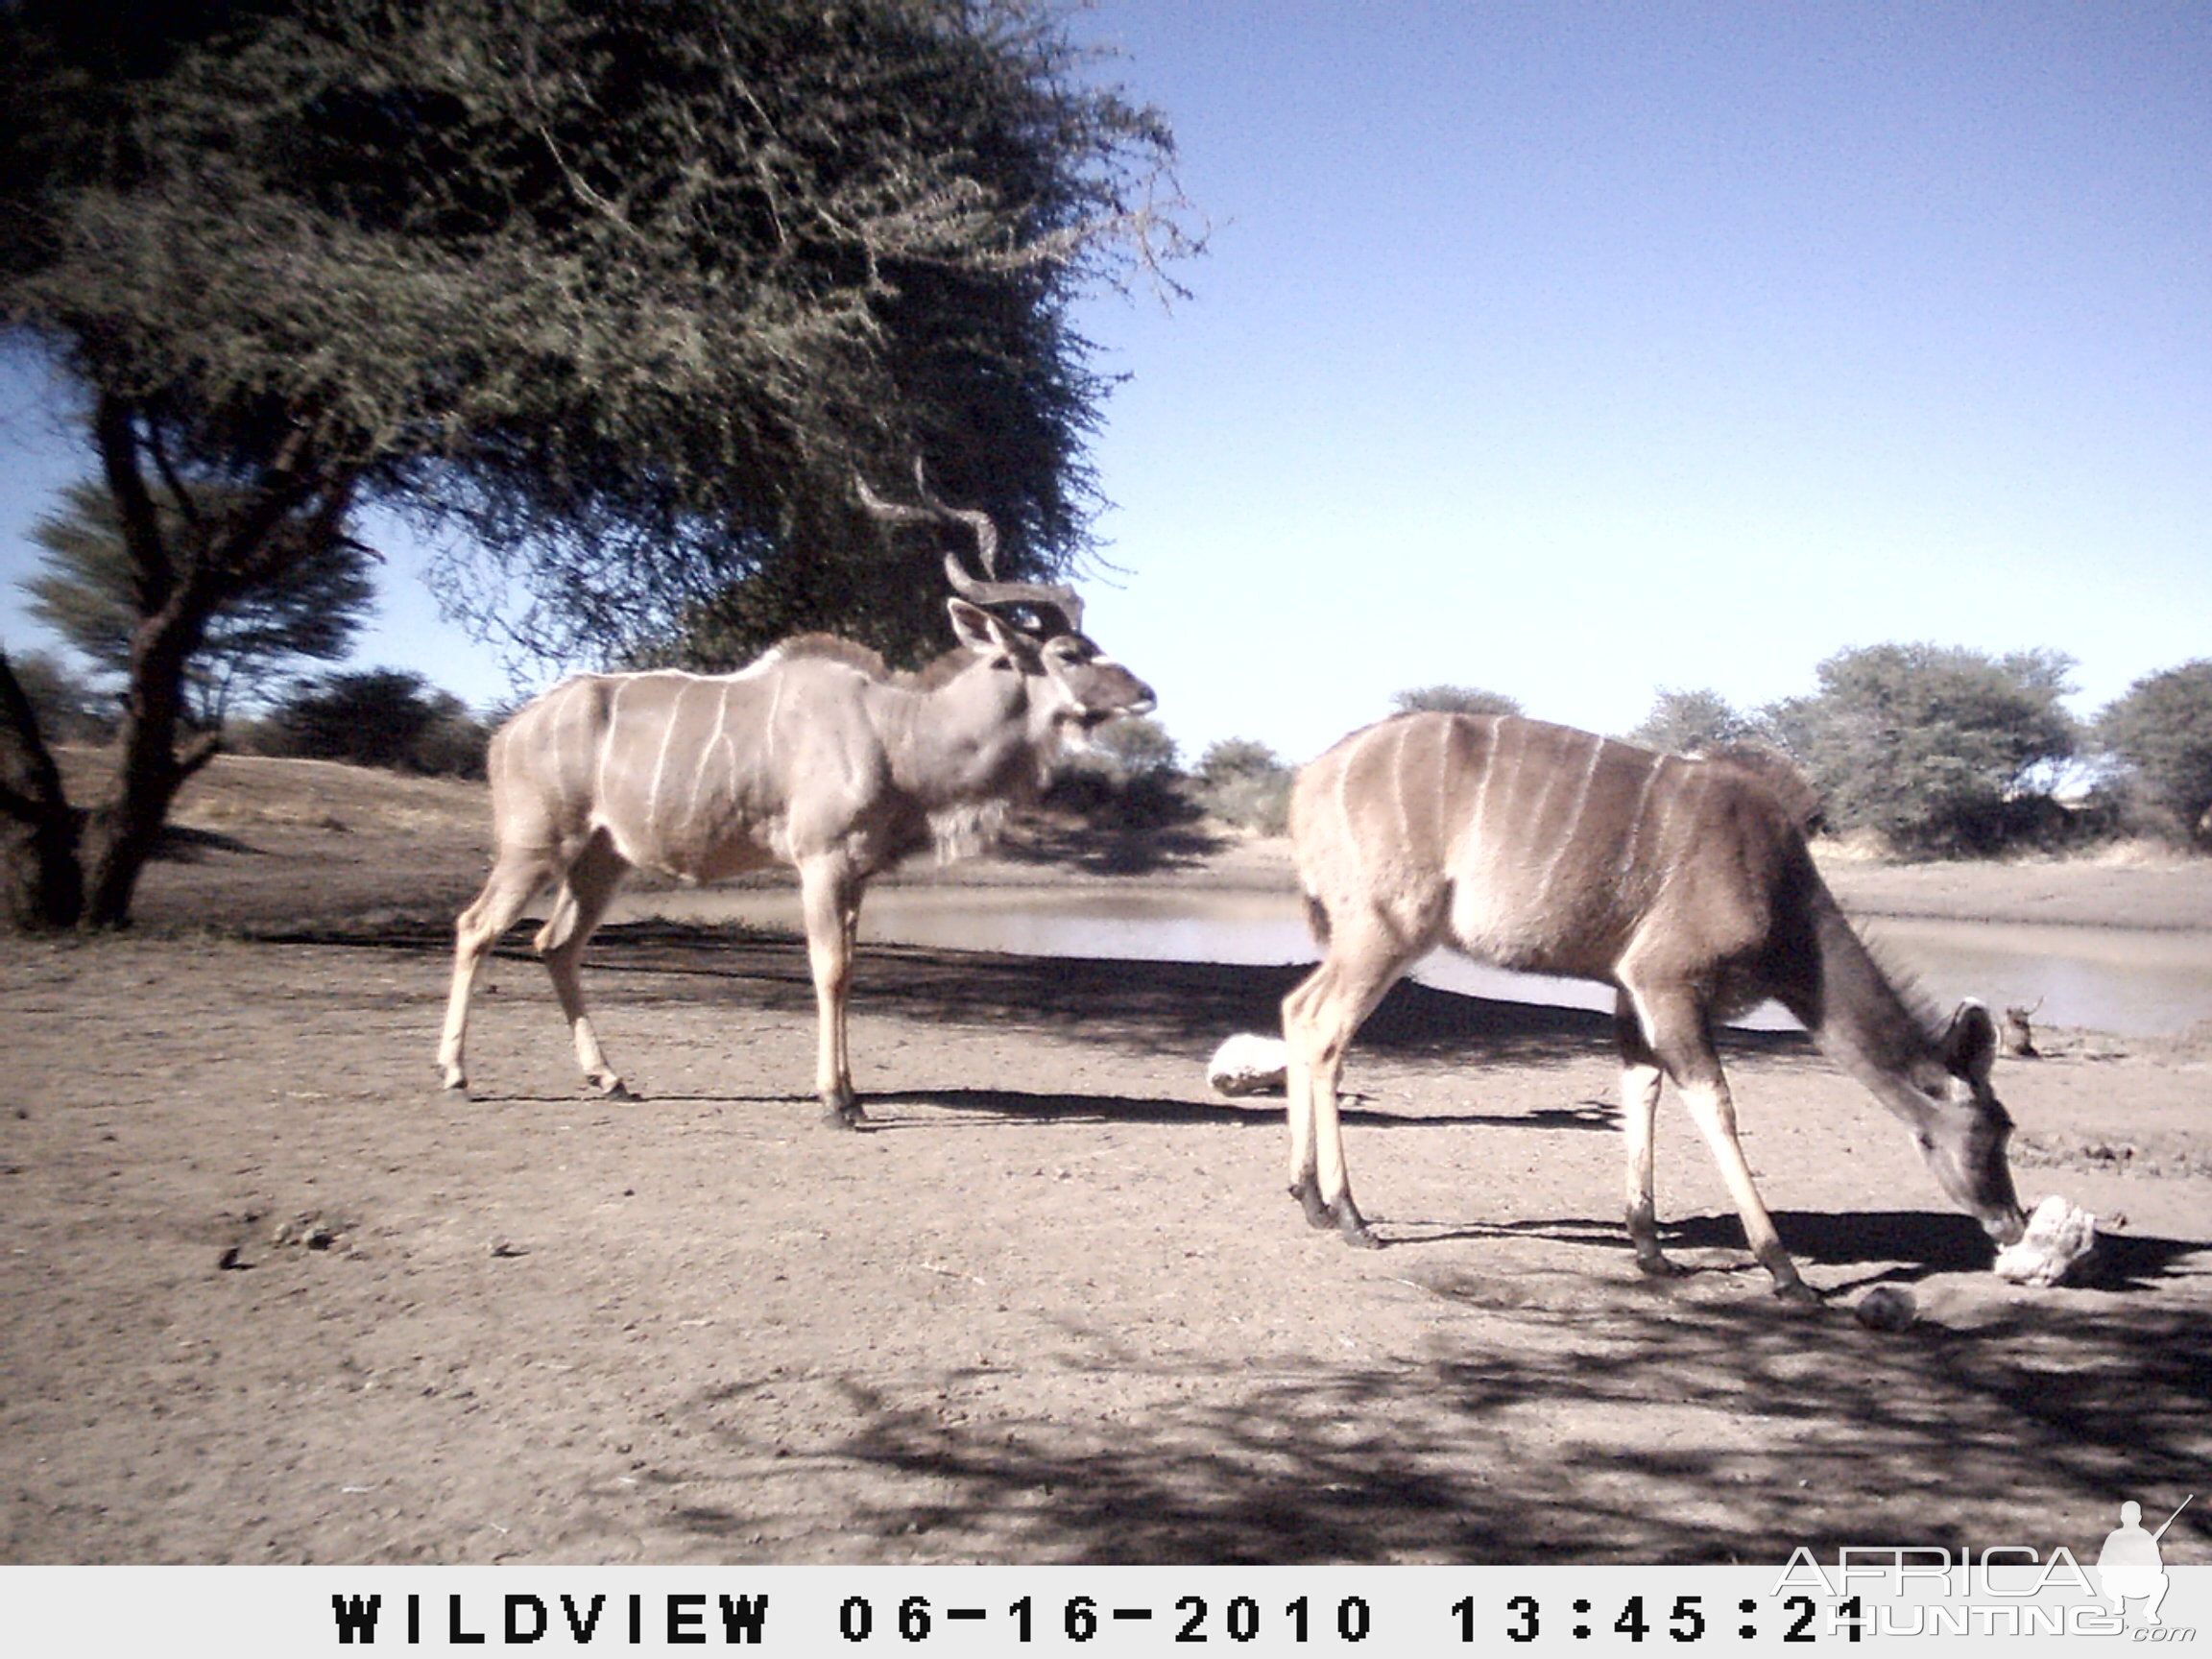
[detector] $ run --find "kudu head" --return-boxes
[858,471,1155,757]
[1911,999,2027,1244]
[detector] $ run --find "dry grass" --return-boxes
[55,745,487,836]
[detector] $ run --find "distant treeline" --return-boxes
[20,638,2211,857]
[16,655,495,781]
[1068,646,2212,859]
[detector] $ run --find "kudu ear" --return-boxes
[1940,998,1998,1088]
[947,597,1022,662]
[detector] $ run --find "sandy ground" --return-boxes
[3,754,2208,1564]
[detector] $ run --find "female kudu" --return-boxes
[1282,711,2026,1300]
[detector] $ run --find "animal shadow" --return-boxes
[1669,1210,2207,1290]
[1670,1209,2001,1275]
[860,1087,1269,1129]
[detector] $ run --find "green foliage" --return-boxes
[265,669,489,777]
[1192,736,1292,835]
[1192,737,1283,785]
[1086,714,1179,780]
[1042,715,1192,832]
[23,480,373,726]
[1627,686,1758,755]
[0,0,1190,924]
[1391,685,1521,718]
[1,0,1191,666]
[2098,661,2212,848]
[1765,644,2078,856]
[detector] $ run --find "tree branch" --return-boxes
[176,728,223,782]
[93,394,173,613]
[144,414,207,538]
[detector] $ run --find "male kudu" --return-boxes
[438,481,1154,1123]
[1282,711,2026,1300]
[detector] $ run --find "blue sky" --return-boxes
[4,0,2207,768]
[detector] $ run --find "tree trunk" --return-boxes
[71,391,230,929]
[81,611,220,928]
[61,392,343,926]
[0,651,85,931]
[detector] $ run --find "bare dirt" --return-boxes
[4,753,2208,1564]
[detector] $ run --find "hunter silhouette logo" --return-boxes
[2099,1496,2192,1626]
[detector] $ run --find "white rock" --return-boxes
[1207,1033,1288,1097]
[1993,1194,2101,1286]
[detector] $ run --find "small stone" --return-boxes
[1854,1285,1916,1332]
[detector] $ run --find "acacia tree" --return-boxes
[2099,661,2212,848]
[24,479,375,728]
[267,668,490,778]
[1192,736,1292,834]
[1627,686,1757,755]
[1391,685,1521,718]
[0,0,1191,928]
[1765,643,2077,855]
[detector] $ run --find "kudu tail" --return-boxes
[533,887,582,957]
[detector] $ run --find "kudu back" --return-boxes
[1282,711,2025,1299]
[438,487,1153,1123]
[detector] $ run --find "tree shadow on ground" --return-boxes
[152,824,265,861]
[667,1286,2212,1564]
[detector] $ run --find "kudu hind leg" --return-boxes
[1281,913,1413,1247]
[1624,983,1814,1302]
[537,832,631,1097]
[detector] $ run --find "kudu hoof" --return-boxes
[1331,1198,1381,1249]
[1770,1278,1823,1309]
[1635,1254,1691,1281]
[1289,1182,1379,1246]
[821,1101,866,1130]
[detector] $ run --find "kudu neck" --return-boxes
[1802,886,1949,1100]
[875,668,1051,806]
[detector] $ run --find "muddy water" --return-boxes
[613,885,2212,1038]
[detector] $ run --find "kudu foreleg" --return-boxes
[800,860,864,1128]
[1623,984,1814,1302]
[1614,997,1677,1278]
